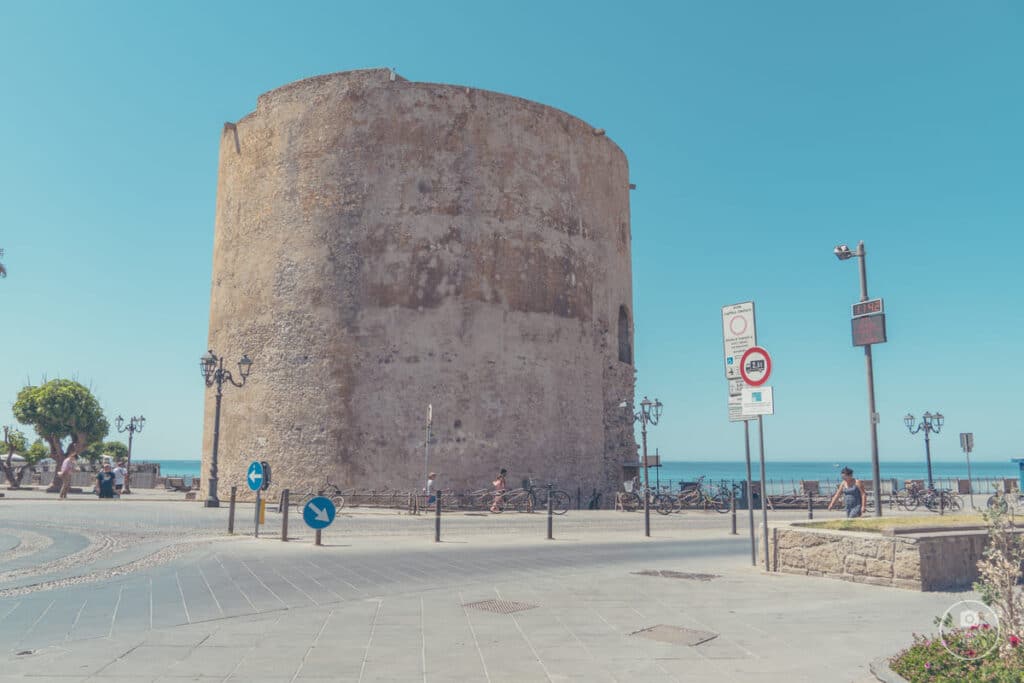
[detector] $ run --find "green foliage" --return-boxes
[2,427,27,455]
[25,439,48,464]
[102,441,128,461]
[12,379,109,461]
[891,629,1023,682]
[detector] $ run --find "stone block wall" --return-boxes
[763,523,1005,592]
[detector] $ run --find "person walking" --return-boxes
[827,467,867,518]
[95,462,116,499]
[58,453,77,499]
[490,468,508,513]
[425,472,437,506]
[112,461,127,498]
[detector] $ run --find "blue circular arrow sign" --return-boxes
[246,461,264,492]
[303,496,336,530]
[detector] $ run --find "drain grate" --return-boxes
[632,570,720,581]
[463,599,539,614]
[630,624,719,646]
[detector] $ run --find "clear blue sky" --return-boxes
[1,1,1021,466]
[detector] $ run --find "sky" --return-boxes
[0,1,1021,467]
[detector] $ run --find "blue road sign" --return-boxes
[303,496,336,530]
[246,461,264,492]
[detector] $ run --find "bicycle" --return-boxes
[520,480,572,515]
[661,477,731,514]
[986,491,1024,514]
[296,478,346,512]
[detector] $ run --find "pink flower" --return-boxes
[1010,634,1021,647]
[981,623,990,630]
[969,624,979,631]
[924,662,931,670]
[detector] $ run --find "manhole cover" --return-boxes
[630,624,718,646]
[632,570,720,581]
[463,599,538,614]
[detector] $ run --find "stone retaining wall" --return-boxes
[762,523,1000,592]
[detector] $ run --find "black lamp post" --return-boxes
[114,414,145,494]
[625,396,663,537]
[200,350,252,508]
[904,411,944,490]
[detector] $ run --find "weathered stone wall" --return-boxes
[764,524,1004,591]
[203,69,636,499]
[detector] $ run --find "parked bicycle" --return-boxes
[658,477,731,514]
[894,482,961,513]
[295,478,346,511]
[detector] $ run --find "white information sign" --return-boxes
[728,393,756,422]
[728,378,745,397]
[741,386,774,416]
[722,302,756,380]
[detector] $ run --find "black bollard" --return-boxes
[939,491,944,516]
[808,492,814,520]
[576,486,581,511]
[435,490,442,543]
[315,529,322,546]
[281,489,289,542]
[644,490,651,538]
[228,486,237,535]
[730,490,737,535]
[547,484,554,540]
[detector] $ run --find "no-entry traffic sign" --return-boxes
[739,347,772,387]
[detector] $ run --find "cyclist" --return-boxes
[490,468,508,513]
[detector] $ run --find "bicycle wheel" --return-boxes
[620,492,641,512]
[655,494,674,515]
[948,494,963,512]
[713,493,732,514]
[550,490,571,515]
[901,493,920,512]
[331,495,345,511]
[987,495,1008,513]
[515,491,537,513]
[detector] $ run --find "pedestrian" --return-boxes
[112,460,127,498]
[58,453,77,499]
[490,468,508,513]
[827,467,867,518]
[425,472,437,506]
[95,462,116,499]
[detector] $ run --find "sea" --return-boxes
[145,458,1021,492]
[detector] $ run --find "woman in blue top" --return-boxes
[827,467,867,518]
[95,463,116,499]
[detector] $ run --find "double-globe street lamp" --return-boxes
[834,241,883,517]
[623,396,663,537]
[114,414,145,494]
[200,350,253,508]
[904,412,944,491]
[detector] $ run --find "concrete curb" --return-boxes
[869,655,909,683]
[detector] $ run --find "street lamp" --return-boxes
[200,350,253,507]
[114,414,145,494]
[834,240,883,517]
[905,412,944,490]
[623,396,663,537]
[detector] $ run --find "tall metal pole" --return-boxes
[642,417,650,538]
[655,448,660,490]
[206,375,223,508]
[757,416,769,571]
[424,404,432,492]
[857,242,883,517]
[124,427,134,494]
[965,449,975,509]
[744,420,756,566]
[924,426,935,490]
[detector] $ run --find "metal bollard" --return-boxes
[281,489,289,542]
[315,529,322,546]
[434,490,442,543]
[228,486,237,534]
[730,490,737,535]
[940,491,945,516]
[644,490,651,538]
[547,483,554,540]
[576,486,581,511]
[808,492,814,520]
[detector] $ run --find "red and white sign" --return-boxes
[739,347,772,387]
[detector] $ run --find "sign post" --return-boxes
[247,461,264,538]
[960,433,975,509]
[740,346,773,573]
[723,302,758,567]
[303,495,336,547]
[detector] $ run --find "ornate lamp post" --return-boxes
[200,350,253,508]
[114,414,145,494]
[627,396,663,537]
[904,411,944,490]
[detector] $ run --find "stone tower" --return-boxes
[204,69,636,499]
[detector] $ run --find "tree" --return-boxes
[102,441,129,462]
[1,427,28,488]
[13,379,109,492]
[26,439,48,461]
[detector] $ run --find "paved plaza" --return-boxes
[0,492,974,681]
